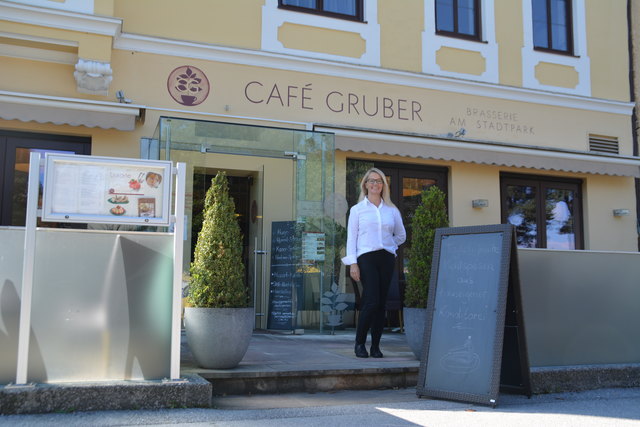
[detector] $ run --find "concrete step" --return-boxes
[182,330,421,396]
[199,365,419,396]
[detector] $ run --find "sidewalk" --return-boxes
[2,387,639,426]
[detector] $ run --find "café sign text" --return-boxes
[244,80,424,122]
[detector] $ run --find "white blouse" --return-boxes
[341,197,406,265]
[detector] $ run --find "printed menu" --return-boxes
[43,155,171,225]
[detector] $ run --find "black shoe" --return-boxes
[370,346,383,358]
[355,343,369,358]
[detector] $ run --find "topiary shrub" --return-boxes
[404,185,449,308]
[189,171,248,308]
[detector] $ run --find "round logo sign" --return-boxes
[167,65,210,106]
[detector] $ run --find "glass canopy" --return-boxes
[153,117,341,332]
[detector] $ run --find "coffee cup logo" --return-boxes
[167,65,210,106]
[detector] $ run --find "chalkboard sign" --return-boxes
[267,221,303,330]
[416,224,530,406]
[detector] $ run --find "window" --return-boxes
[279,0,363,21]
[532,0,573,54]
[435,0,481,39]
[500,174,583,249]
[0,130,90,227]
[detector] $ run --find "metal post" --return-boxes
[15,152,41,385]
[170,162,186,380]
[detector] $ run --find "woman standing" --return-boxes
[342,168,406,358]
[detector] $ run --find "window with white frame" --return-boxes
[423,0,499,83]
[435,0,482,40]
[532,0,573,54]
[262,0,380,66]
[522,0,590,96]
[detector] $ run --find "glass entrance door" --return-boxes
[167,146,277,329]
[189,166,268,326]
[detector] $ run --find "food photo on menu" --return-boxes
[138,198,156,217]
[105,169,163,218]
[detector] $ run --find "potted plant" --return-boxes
[403,185,449,358]
[184,171,254,369]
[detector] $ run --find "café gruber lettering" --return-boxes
[244,81,423,122]
[448,107,534,135]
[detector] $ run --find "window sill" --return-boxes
[533,47,578,58]
[434,31,486,44]
[277,5,364,23]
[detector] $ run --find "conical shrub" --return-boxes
[189,172,248,308]
[404,185,449,308]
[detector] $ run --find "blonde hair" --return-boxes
[357,167,396,208]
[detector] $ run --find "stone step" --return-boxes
[199,365,419,396]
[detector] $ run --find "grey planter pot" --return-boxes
[403,307,427,360]
[184,307,254,369]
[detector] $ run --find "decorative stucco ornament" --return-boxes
[74,59,113,95]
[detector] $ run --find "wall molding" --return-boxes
[0,1,121,36]
[114,32,633,116]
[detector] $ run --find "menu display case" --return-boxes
[42,154,172,226]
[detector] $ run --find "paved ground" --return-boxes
[182,329,419,376]
[2,387,639,426]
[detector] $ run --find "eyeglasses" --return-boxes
[366,179,383,185]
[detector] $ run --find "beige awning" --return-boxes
[0,91,144,131]
[318,127,640,178]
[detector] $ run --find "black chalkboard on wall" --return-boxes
[267,221,302,330]
[416,224,531,407]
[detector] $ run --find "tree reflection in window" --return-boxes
[502,175,582,250]
[505,184,537,248]
[545,188,575,250]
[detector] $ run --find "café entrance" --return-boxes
[153,118,336,331]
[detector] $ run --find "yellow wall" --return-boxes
[0,21,112,62]
[0,57,79,98]
[535,62,579,89]
[587,0,630,101]
[109,48,633,153]
[278,23,365,58]
[94,0,114,16]
[113,0,263,50]
[4,0,628,103]
[583,175,638,251]
[379,0,423,72]
[449,163,501,226]
[436,47,486,76]
[495,0,523,87]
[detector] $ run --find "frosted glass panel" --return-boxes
[0,228,23,384]
[24,229,173,383]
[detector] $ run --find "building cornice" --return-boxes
[114,33,634,116]
[0,1,121,36]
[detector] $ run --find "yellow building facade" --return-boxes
[1,0,638,331]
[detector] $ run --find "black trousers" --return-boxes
[355,249,395,347]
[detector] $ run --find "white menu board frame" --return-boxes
[41,153,173,226]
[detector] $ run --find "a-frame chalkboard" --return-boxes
[416,224,531,407]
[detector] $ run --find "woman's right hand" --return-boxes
[350,264,360,282]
